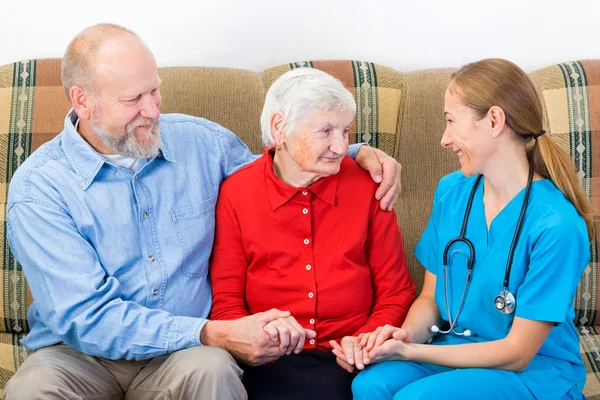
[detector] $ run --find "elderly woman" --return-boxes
[209,68,415,400]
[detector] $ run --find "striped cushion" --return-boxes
[531,61,600,328]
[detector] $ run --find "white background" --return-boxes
[1,0,598,72]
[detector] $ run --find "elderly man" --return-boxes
[4,24,402,399]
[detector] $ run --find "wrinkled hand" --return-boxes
[355,146,402,211]
[263,316,316,355]
[330,336,367,372]
[359,325,412,354]
[213,309,290,366]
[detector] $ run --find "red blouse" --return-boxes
[209,148,415,351]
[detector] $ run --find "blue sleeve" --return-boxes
[7,200,205,360]
[414,190,441,275]
[347,143,365,160]
[515,214,590,323]
[212,124,257,178]
[414,172,466,276]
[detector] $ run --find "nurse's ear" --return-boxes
[488,106,507,139]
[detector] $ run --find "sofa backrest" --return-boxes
[0,58,598,337]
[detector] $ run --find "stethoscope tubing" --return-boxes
[440,169,534,332]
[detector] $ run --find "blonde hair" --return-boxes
[450,58,594,241]
[61,23,139,99]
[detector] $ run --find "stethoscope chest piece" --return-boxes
[494,289,516,314]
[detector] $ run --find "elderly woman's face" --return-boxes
[284,108,353,177]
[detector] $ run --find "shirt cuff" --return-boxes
[347,142,366,160]
[168,316,208,352]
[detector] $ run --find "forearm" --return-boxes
[400,295,442,344]
[409,338,527,371]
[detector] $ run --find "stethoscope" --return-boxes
[431,168,534,337]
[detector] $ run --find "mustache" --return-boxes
[127,117,158,134]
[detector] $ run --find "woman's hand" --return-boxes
[263,316,316,355]
[330,336,368,372]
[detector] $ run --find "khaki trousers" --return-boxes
[3,345,246,400]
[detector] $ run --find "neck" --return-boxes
[272,150,321,188]
[482,145,531,205]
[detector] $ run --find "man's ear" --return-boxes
[69,86,94,120]
[488,105,507,137]
[269,111,286,147]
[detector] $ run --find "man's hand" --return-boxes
[355,146,402,211]
[201,308,290,366]
[263,316,316,355]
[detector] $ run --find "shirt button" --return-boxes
[309,339,315,345]
[304,239,310,245]
[306,264,311,271]
[142,212,148,219]
[302,208,308,215]
[302,191,308,196]
[310,318,315,324]
[308,292,314,298]
[134,175,138,180]
[153,289,158,296]
[113,171,119,176]
[148,255,155,262]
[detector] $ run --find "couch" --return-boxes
[0,58,598,397]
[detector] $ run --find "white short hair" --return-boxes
[261,68,356,147]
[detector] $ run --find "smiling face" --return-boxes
[278,108,353,182]
[441,85,495,176]
[86,37,162,158]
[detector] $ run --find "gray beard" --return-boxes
[91,118,161,159]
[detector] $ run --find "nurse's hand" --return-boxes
[368,337,413,363]
[355,146,402,211]
[359,324,412,353]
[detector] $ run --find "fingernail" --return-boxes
[374,175,382,183]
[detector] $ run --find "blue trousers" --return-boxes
[352,360,583,400]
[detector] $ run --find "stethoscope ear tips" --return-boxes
[431,325,440,333]
[462,329,471,337]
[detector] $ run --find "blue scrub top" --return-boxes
[415,171,590,399]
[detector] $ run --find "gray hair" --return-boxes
[261,68,356,147]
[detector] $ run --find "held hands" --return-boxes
[330,336,368,372]
[355,146,402,211]
[330,325,413,371]
[263,316,316,355]
[360,324,413,364]
[203,309,291,366]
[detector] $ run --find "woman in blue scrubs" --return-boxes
[335,59,594,399]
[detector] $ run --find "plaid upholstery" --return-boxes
[531,61,600,398]
[0,58,599,398]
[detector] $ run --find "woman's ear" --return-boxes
[270,111,286,147]
[488,106,506,137]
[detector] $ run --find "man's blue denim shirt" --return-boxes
[7,110,362,360]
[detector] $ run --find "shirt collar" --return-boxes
[61,109,176,190]
[263,147,338,210]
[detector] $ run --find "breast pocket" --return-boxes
[170,197,216,278]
